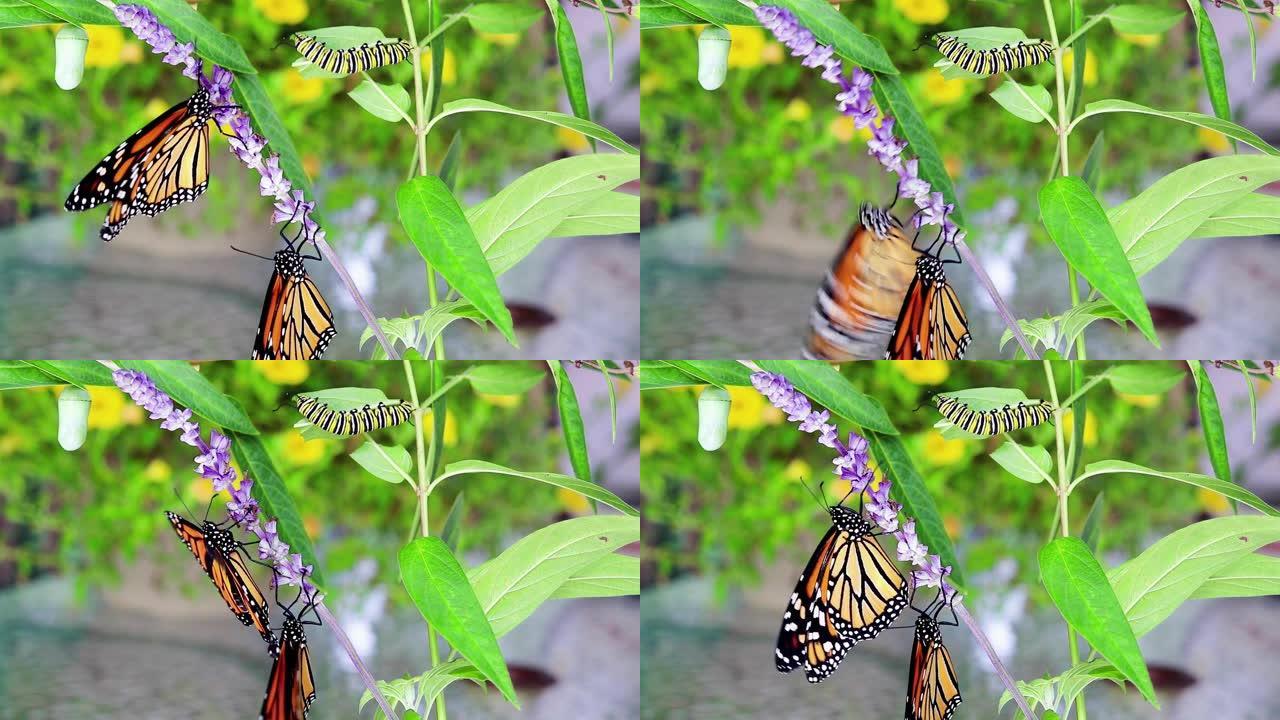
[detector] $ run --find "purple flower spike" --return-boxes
[895,520,930,565]
[258,155,292,200]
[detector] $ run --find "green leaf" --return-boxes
[867,432,963,587]
[1074,459,1279,517]
[662,360,753,388]
[551,553,640,599]
[872,74,963,226]
[434,460,638,516]
[117,361,256,434]
[755,360,896,434]
[1075,100,1277,156]
[350,440,412,483]
[998,299,1125,359]
[1108,515,1280,636]
[230,432,324,587]
[430,98,636,154]
[469,515,638,637]
[1240,359,1259,443]
[465,3,542,33]
[441,492,465,553]
[1039,537,1156,705]
[639,361,705,389]
[546,192,639,237]
[138,0,255,74]
[1189,0,1232,138]
[990,80,1052,123]
[1081,492,1105,553]
[1104,362,1183,395]
[1190,192,1280,238]
[1190,362,1233,497]
[23,360,114,387]
[637,0,704,28]
[548,0,592,139]
[16,0,113,25]
[771,0,896,74]
[655,0,755,26]
[233,74,311,196]
[1103,5,1184,34]
[292,24,398,47]
[998,659,1126,719]
[399,537,517,706]
[1109,155,1280,276]
[0,361,60,388]
[1038,176,1157,345]
[991,441,1052,484]
[347,79,411,122]
[467,154,639,275]
[1081,131,1106,193]
[0,4,56,28]
[439,132,463,192]
[1190,553,1280,599]
[549,361,592,486]
[397,176,515,344]
[464,363,544,395]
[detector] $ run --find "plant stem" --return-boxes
[954,601,1039,720]
[418,7,472,49]
[1058,9,1111,49]
[952,238,1039,358]
[316,601,401,720]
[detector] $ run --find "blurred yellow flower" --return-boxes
[944,155,962,178]
[1197,487,1231,515]
[895,361,950,385]
[1062,48,1098,87]
[557,487,592,515]
[478,393,522,409]
[1197,126,1230,155]
[479,32,520,47]
[923,429,966,466]
[555,126,590,154]
[302,154,321,178]
[639,432,664,455]
[0,434,23,456]
[761,42,784,64]
[143,98,170,119]
[255,361,310,385]
[122,403,143,425]
[1117,393,1161,408]
[923,68,968,105]
[0,70,24,95]
[1061,409,1098,446]
[304,514,322,538]
[727,386,778,429]
[944,514,961,538]
[726,26,766,69]
[424,49,458,85]
[281,69,326,104]
[87,386,126,429]
[143,459,172,482]
[783,458,812,482]
[828,115,856,143]
[422,409,459,446]
[893,0,949,24]
[84,25,125,69]
[1118,33,1160,48]
[285,432,327,465]
[188,477,216,503]
[783,98,811,122]
[639,72,667,95]
[119,42,143,64]
[254,0,308,24]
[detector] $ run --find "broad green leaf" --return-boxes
[1075,100,1277,156]
[0,4,56,27]
[397,176,515,344]
[867,432,963,586]
[1104,363,1183,395]
[991,441,1052,483]
[1190,554,1280,599]
[359,660,484,718]
[998,659,1126,719]
[656,0,756,26]
[1081,131,1106,193]
[468,515,638,636]
[990,80,1052,123]
[23,360,113,387]
[873,74,964,225]
[549,361,592,486]
[429,98,636,154]
[351,440,412,483]
[551,553,640,599]
[663,360,753,388]
[638,0,704,28]
[399,537,517,706]
[998,299,1125,358]
[1189,0,1232,137]
[1190,361,1233,509]
[347,79,411,122]
[465,3,541,33]
[1103,5,1184,34]
[439,131,463,192]
[139,0,255,74]
[434,459,638,516]
[230,432,324,586]
[1075,459,1279,516]
[441,492,465,552]
[1108,515,1280,636]
[755,360,897,434]
[465,362,544,395]
[548,0,592,137]
[1081,492,1105,553]
[16,0,112,25]
[292,25,397,47]
[1039,537,1155,705]
[233,74,311,196]
[639,361,705,389]
[467,154,638,275]
[0,361,59,388]
[772,0,896,74]
[1039,176,1156,345]
[118,361,256,434]
[1190,193,1280,238]
[546,192,639,237]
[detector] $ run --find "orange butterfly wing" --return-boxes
[252,251,336,360]
[886,273,929,359]
[260,621,317,720]
[166,512,273,645]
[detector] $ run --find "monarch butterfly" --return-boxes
[806,203,921,361]
[776,503,908,683]
[885,229,970,360]
[934,394,1055,436]
[248,233,337,360]
[294,394,415,436]
[934,33,1054,76]
[292,33,412,75]
[166,510,275,647]
[905,599,962,720]
[260,588,319,720]
[65,87,221,241]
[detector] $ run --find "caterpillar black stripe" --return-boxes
[294,395,415,435]
[292,34,412,75]
[933,34,1053,75]
[934,395,1055,436]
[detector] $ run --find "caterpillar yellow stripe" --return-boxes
[291,34,412,75]
[294,395,415,436]
[933,34,1054,75]
[933,395,1055,436]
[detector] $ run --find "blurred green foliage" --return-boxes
[641,0,1225,239]
[0,360,594,602]
[640,360,1212,598]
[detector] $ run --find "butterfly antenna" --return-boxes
[172,487,197,520]
[799,476,825,510]
[230,244,275,262]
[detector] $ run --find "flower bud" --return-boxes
[697,26,731,91]
[697,386,731,451]
[55,26,89,90]
[58,386,91,451]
